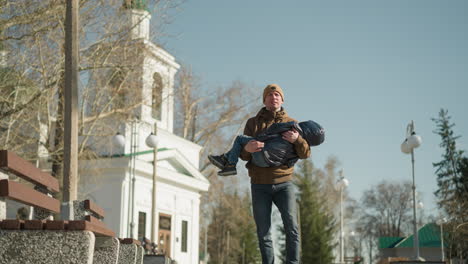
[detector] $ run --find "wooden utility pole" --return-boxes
[62,0,79,219]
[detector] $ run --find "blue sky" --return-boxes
[160,0,468,213]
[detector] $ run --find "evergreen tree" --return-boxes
[278,160,336,263]
[454,156,468,253]
[235,194,261,264]
[207,191,260,264]
[455,156,468,215]
[451,156,468,259]
[432,109,468,261]
[432,109,466,220]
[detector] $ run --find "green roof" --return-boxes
[396,223,442,248]
[379,237,404,249]
[380,223,444,249]
[110,147,170,158]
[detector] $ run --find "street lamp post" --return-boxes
[348,231,355,260]
[145,123,159,243]
[436,217,447,262]
[113,122,158,239]
[400,120,423,261]
[349,231,363,263]
[336,169,349,264]
[113,126,136,237]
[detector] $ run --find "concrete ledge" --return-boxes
[0,197,6,221]
[0,230,95,264]
[118,243,137,264]
[94,237,120,264]
[136,245,144,264]
[0,171,7,221]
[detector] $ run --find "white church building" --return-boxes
[79,4,209,264]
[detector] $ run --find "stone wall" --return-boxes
[0,230,95,264]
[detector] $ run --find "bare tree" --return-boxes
[360,180,414,237]
[0,0,182,195]
[174,66,258,165]
[173,65,262,261]
[208,191,260,263]
[354,180,418,263]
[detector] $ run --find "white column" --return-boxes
[192,197,201,264]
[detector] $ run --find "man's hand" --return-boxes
[244,140,264,153]
[282,129,299,143]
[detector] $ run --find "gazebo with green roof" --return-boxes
[379,223,446,262]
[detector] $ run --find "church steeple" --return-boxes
[123,0,151,40]
[84,1,180,157]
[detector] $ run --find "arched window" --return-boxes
[152,72,163,120]
[109,67,127,109]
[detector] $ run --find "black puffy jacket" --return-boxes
[255,120,324,167]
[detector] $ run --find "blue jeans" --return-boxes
[251,181,300,264]
[225,135,269,167]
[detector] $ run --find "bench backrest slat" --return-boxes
[84,199,105,218]
[0,179,60,213]
[0,150,59,192]
[85,215,106,227]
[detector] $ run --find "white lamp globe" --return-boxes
[401,139,412,154]
[113,132,126,148]
[342,178,349,187]
[436,217,447,225]
[407,134,422,149]
[337,178,349,189]
[417,201,424,209]
[145,133,159,148]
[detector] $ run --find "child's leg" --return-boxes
[224,135,255,165]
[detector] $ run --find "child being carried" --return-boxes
[208,120,325,176]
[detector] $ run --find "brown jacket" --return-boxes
[240,107,310,184]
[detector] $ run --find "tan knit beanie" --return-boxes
[263,84,284,102]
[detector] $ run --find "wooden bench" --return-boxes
[0,150,146,264]
[72,198,114,237]
[0,150,60,219]
[0,150,114,237]
[0,149,97,264]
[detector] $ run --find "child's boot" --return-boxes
[218,164,237,176]
[208,154,228,169]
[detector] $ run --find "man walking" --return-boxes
[240,84,310,264]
